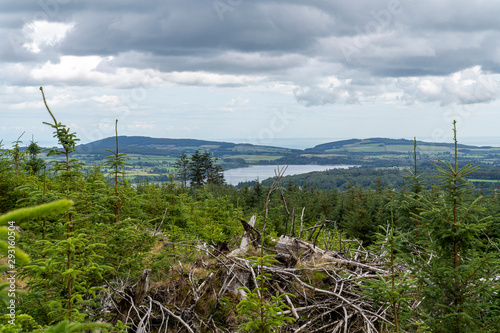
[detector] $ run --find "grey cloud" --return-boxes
[57,1,335,58]
[2,0,500,107]
[101,51,307,76]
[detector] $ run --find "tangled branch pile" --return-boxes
[100,233,405,333]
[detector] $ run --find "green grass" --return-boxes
[126,169,157,176]
[464,148,500,152]
[346,144,386,152]
[126,154,177,163]
[417,145,454,153]
[386,144,418,152]
[469,179,500,183]
[230,146,288,153]
[226,154,283,162]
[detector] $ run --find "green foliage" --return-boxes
[186,193,240,243]
[96,218,155,275]
[0,200,74,270]
[360,200,415,332]
[236,254,295,332]
[174,152,189,188]
[104,119,130,222]
[0,314,120,333]
[0,313,43,332]
[40,87,83,187]
[23,232,111,322]
[25,140,46,176]
[186,150,225,186]
[3,107,500,332]
[42,320,111,333]
[0,200,73,226]
[410,121,500,332]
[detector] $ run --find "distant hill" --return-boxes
[78,136,237,149]
[24,135,500,188]
[305,137,487,154]
[65,135,500,170]
[76,136,236,154]
[75,136,297,157]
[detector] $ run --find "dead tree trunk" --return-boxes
[115,269,151,324]
[230,215,260,256]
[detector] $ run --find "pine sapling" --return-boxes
[360,197,415,332]
[104,119,130,222]
[410,121,500,332]
[236,254,296,332]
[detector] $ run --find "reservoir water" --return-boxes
[224,164,355,186]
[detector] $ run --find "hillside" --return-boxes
[300,137,500,168]
[34,136,500,184]
[305,137,489,153]
[75,136,297,159]
[74,136,500,163]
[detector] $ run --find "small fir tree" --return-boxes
[104,119,130,222]
[411,121,500,332]
[236,254,295,332]
[174,152,190,188]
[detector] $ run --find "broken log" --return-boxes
[115,269,151,324]
[230,215,260,256]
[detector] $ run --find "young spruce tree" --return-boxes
[411,121,500,332]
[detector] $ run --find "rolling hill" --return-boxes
[70,136,500,168]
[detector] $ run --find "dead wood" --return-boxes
[101,235,407,332]
[230,215,260,256]
[111,269,151,325]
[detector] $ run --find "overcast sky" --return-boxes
[2,0,500,149]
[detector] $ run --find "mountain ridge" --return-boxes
[75,135,497,153]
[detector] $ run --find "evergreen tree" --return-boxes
[24,140,45,176]
[24,87,109,322]
[206,157,225,186]
[189,150,206,186]
[174,152,189,188]
[104,119,129,222]
[411,121,500,332]
[188,150,224,187]
[0,141,18,213]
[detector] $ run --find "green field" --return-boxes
[345,144,386,152]
[126,154,177,164]
[230,146,289,153]
[226,154,283,162]
[469,179,500,183]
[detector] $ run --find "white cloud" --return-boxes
[294,76,361,106]
[399,66,500,106]
[27,55,266,89]
[163,71,266,86]
[23,20,73,53]
[31,56,106,83]
[92,94,121,106]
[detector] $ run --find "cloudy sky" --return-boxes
[2,0,500,149]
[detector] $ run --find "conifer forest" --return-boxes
[1,89,500,332]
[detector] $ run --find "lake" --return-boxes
[224,164,356,186]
